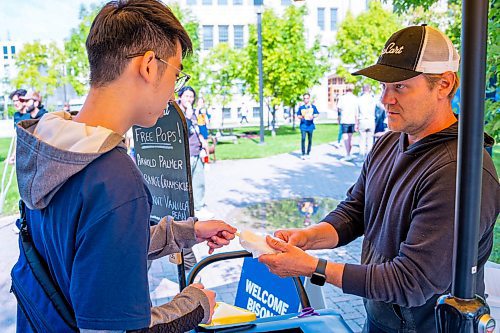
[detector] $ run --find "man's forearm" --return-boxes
[304,222,340,250]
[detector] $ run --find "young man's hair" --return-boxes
[86,0,193,87]
[9,89,27,100]
[303,93,310,99]
[423,72,460,100]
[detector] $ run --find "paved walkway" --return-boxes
[0,141,367,332]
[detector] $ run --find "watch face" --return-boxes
[311,273,326,286]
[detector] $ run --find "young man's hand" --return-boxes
[194,220,237,254]
[191,283,216,322]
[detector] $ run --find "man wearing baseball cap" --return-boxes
[259,25,499,332]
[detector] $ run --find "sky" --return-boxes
[0,0,101,43]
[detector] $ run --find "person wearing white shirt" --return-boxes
[337,86,358,160]
[357,85,377,157]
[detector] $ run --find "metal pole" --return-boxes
[452,0,489,300]
[257,9,265,144]
[435,0,495,331]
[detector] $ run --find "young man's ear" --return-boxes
[438,71,456,100]
[138,51,158,84]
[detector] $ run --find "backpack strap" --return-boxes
[18,200,78,331]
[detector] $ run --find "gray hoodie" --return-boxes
[15,112,211,332]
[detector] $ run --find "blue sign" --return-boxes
[235,257,301,319]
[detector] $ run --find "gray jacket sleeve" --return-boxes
[148,216,198,260]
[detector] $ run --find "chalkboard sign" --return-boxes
[132,102,194,223]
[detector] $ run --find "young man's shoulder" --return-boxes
[71,147,150,212]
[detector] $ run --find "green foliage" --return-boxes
[200,43,242,109]
[491,218,500,264]
[243,6,329,110]
[0,138,20,216]
[7,105,15,118]
[333,2,402,92]
[169,3,202,92]
[12,41,66,98]
[485,100,500,142]
[64,3,101,96]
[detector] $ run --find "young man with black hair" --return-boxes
[9,88,29,125]
[259,25,499,332]
[11,1,236,332]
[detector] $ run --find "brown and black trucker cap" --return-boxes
[352,24,460,83]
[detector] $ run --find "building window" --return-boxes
[330,8,338,31]
[186,0,197,4]
[219,25,229,43]
[203,25,214,49]
[234,25,244,49]
[281,0,291,5]
[233,0,243,4]
[218,0,228,4]
[2,46,7,55]
[252,107,260,118]
[222,107,232,119]
[317,8,325,31]
[10,45,15,55]
[202,0,212,5]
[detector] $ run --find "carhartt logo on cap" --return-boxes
[381,42,404,55]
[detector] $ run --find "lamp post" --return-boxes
[254,0,265,144]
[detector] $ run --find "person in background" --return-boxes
[239,101,249,124]
[178,87,214,220]
[20,91,48,120]
[337,85,358,161]
[11,1,237,332]
[374,101,388,142]
[259,24,499,332]
[63,102,71,112]
[356,84,377,157]
[297,92,319,160]
[9,89,29,125]
[196,96,210,140]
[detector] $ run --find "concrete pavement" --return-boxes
[0,140,367,332]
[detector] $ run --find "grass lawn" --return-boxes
[0,137,19,216]
[213,123,339,160]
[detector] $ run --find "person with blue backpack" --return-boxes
[10,1,237,332]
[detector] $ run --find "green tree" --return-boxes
[243,5,329,134]
[332,1,402,92]
[169,3,202,92]
[64,3,101,96]
[200,43,242,125]
[13,41,66,102]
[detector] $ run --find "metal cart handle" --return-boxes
[186,250,311,308]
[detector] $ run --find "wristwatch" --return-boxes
[310,258,327,286]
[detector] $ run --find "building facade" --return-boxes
[0,40,20,118]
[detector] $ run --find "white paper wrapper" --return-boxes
[239,230,280,258]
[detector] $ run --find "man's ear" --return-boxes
[138,51,158,84]
[437,71,456,100]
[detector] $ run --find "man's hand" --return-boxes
[194,220,237,254]
[191,283,216,322]
[258,236,317,278]
[274,228,311,250]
